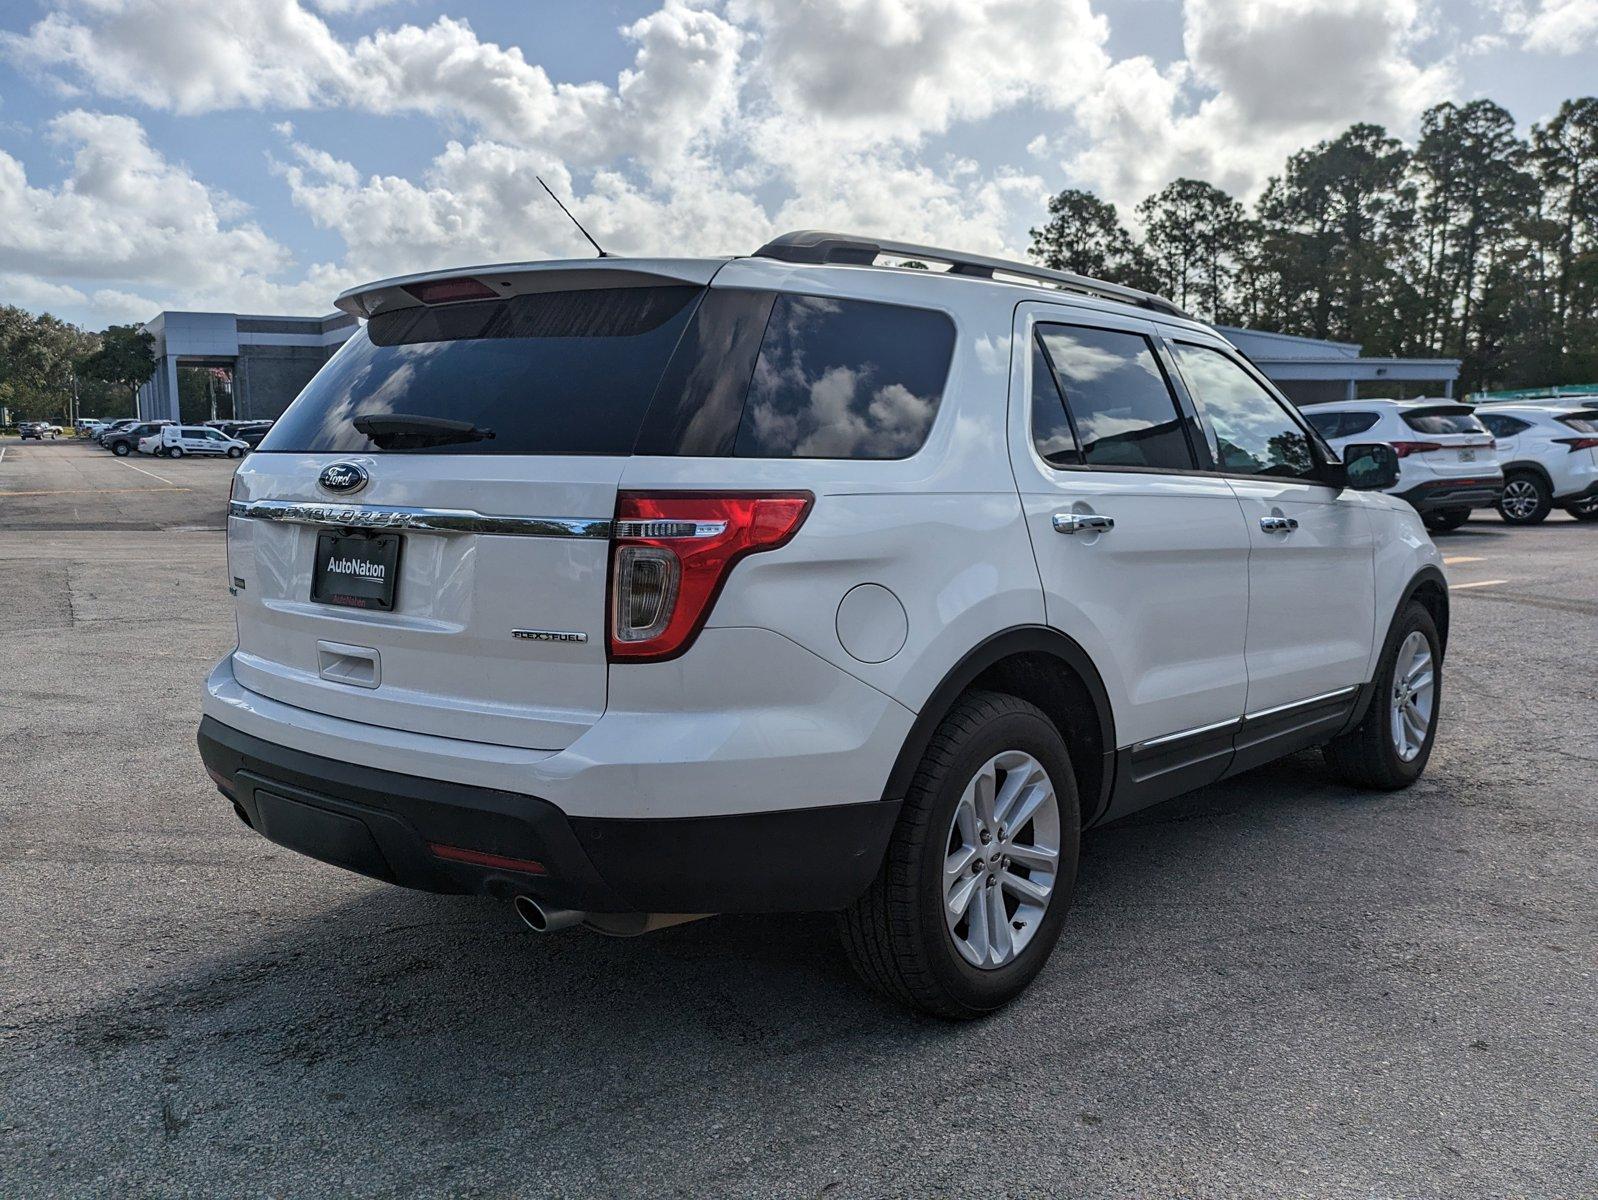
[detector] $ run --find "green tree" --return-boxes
[1029,189,1154,288]
[78,323,156,413]
[0,305,96,421]
[1135,179,1245,321]
[1530,98,1598,382]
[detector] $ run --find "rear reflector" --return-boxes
[401,278,498,305]
[427,843,547,875]
[205,765,235,797]
[609,492,813,662]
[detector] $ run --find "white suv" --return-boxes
[1474,404,1598,523]
[140,424,249,458]
[197,233,1449,1017]
[1302,399,1502,532]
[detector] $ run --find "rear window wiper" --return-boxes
[352,413,496,449]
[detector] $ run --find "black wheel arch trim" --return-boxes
[881,625,1117,822]
[1338,565,1448,736]
[1499,461,1553,490]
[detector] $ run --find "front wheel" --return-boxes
[839,691,1081,1019]
[112,441,130,456]
[1566,497,1598,522]
[1423,508,1471,533]
[1323,602,1441,790]
[227,446,244,458]
[1497,474,1551,525]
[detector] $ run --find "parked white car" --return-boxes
[198,231,1449,1016]
[1302,399,1502,532]
[1473,404,1598,523]
[140,424,249,458]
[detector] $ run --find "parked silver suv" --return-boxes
[198,232,1449,1016]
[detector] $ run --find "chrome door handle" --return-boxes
[1260,515,1299,533]
[1053,512,1114,535]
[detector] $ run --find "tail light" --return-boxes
[608,492,813,662]
[1554,437,1598,451]
[1390,441,1443,458]
[402,277,497,304]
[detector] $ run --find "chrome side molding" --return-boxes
[228,499,611,539]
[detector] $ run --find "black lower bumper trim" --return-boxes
[1396,479,1503,513]
[197,717,898,913]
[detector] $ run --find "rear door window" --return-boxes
[1036,324,1196,470]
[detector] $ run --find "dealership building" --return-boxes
[134,307,1458,424]
[135,311,356,424]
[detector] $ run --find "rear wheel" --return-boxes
[1423,507,1470,532]
[1323,602,1440,790]
[839,691,1081,1019]
[1497,474,1551,525]
[167,446,184,458]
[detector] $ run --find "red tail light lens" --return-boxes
[401,277,498,304]
[1554,437,1598,451]
[1390,441,1443,458]
[608,492,813,662]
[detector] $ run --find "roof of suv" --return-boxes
[1304,398,1468,413]
[333,230,1201,330]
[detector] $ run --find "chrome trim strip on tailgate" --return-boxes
[229,499,611,538]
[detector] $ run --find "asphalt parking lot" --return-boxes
[2,437,1594,1198]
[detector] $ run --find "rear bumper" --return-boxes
[1395,478,1503,513]
[198,716,899,913]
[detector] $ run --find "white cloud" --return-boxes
[1496,0,1598,52]
[1,271,88,312]
[1071,0,1454,210]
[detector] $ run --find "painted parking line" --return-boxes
[114,457,181,485]
[0,447,7,464]
[1452,579,1509,590]
[0,486,191,497]
[1443,555,1485,564]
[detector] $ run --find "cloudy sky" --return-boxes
[2,0,1595,329]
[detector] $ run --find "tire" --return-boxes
[1323,601,1441,790]
[1423,507,1471,533]
[839,691,1081,1019]
[227,446,244,458]
[112,441,130,456]
[1566,497,1598,522]
[167,446,184,458]
[1497,473,1551,525]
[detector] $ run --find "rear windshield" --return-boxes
[1558,413,1598,433]
[259,287,701,456]
[1402,410,1484,435]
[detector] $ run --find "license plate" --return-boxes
[1459,448,1477,462]
[311,530,402,611]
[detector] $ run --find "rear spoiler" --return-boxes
[334,258,727,321]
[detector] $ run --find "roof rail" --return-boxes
[752,230,1193,321]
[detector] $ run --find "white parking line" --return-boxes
[1443,555,1485,565]
[115,457,180,486]
[1452,579,1509,590]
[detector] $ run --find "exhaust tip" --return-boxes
[513,895,583,933]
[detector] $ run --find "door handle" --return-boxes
[1260,515,1299,533]
[1053,512,1114,535]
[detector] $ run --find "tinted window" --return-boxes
[1173,343,1316,479]
[1557,413,1598,434]
[1029,335,1080,466]
[1307,410,1380,439]
[1480,413,1530,437]
[1037,325,1194,470]
[1402,410,1485,435]
[734,295,954,459]
[259,286,702,455]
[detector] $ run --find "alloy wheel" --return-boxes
[943,750,1061,969]
[1500,479,1540,521]
[1389,631,1435,762]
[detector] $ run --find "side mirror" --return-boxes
[1340,442,1400,491]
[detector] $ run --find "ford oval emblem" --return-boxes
[319,461,369,494]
